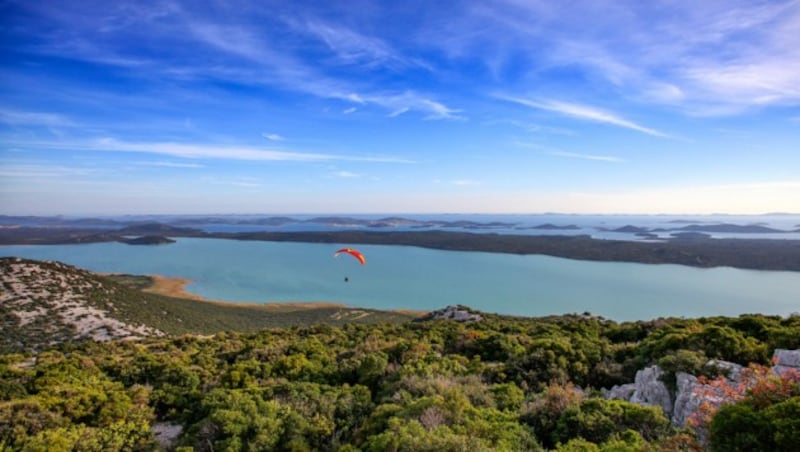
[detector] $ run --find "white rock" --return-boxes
[773,349,800,368]
[671,372,702,426]
[705,359,744,382]
[630,365,673,417]
[602,383,636,401]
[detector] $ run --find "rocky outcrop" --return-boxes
[421,305,483,322]
[705,359,744,381]
[603,366,673,417]
[671,372,708,426]
[604,350,800,427]
[0,257,164,352]
[773,349,800,376]
[630,366,673,417]
[601,383,635,401]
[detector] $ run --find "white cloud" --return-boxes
[435,1,800,114]
[388,108,409,117]
[0,163,97,179]
[548,151,624,163]
[137,160,204,168]
[262,133,284,141]
[0,109,76,127]
[187,21,459,120]
[343,107,357,114]
[6,137,415,163]
[498,95,667,137]
[332,170,359,178]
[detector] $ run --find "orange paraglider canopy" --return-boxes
[334,247,366,265]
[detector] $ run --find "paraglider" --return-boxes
[334,248,366,265]
[335,248,365,283]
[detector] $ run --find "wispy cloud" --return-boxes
[0,163,98,179]
[548,151,624,163]
[204,176,263,188]
[6,137,415,163]
[0,109,76,127]
[431,1,800,114]
[498,95,667,137]
[332,170,360,178]
[301,20,431,71]
[185,21,459,120]
[515,142,624,163]
[137,160,204,169]
[262,133,284,141]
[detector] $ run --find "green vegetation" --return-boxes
[3,258,799,449]
[2,308,800,450]
[1,258,416,354]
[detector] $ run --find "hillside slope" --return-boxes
[1,257,163,352]
[0,257,415,353]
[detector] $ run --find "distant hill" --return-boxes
[0,258,416,353]
[120,234,176,245]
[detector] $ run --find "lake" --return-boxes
[3,238,799,321]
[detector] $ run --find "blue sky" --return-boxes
[1,0,799,215]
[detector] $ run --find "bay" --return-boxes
[3,238,799,321]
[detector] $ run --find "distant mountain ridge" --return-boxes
[2,214,798,234]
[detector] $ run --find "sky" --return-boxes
[1,0,799,215]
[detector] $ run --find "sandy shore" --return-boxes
[142,274,347,311]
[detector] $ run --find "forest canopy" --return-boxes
[2,311,799,450]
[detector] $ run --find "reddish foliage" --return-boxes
[687,363,800,432]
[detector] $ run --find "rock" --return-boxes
[421,305,483,322]
[602,383,636,401]
[773,349,800,368]
[672,372,703,426]
[772,349,800,376]
[705,359,744,382]
[629,366,673,417]
[152,422,183,450]
[602,349,800,428]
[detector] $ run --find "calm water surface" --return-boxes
[3,238,799,321]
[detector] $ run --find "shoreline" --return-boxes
[142,274,348,311]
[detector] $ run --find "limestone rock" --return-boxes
[602,383,636,401]
[422,305,483,322]
[773,349,800,368]
[671,372,703,426]
[629,366,673,417]
[705,359,744,382]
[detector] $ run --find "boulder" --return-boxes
[773,349,800,368]
[629,366,673,417]
[671,372,704,426]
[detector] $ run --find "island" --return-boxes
[2,225,799,272]
[120,235,176,245]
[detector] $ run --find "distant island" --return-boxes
[2,221,799,271]
[120,235,176,245]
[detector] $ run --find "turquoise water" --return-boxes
[3,238,799,321]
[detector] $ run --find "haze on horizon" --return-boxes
[1,1,799,216]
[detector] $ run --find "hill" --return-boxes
[0,257,415,353]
